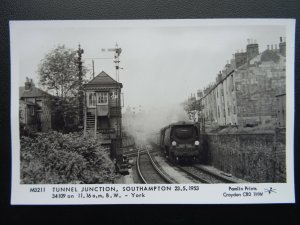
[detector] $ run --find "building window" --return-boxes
[36,100,42,108]
[226,80,228,94]
[218,106,220,118]
[88,93,96,107]
[110,91,118,99]
[36,100,42,111]
[29,106,35,116]
[97,92,108,104]
[233,106,236,114]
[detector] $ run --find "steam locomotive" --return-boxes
[160,121,203,163]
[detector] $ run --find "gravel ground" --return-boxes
[153,155,199,183]
[194,164,249,183]
[114,168,135,184]
[138,153,167,184]
[131,160,144,184]
[179,166,224,183]
[115,153,248,184]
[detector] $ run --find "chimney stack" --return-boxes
[25,77,33,90]
[279,36,286,56]
[246,39,259,60]
[234,50,247,68]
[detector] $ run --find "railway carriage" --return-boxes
[160,121,204,163]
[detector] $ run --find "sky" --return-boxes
[12,20,286,113]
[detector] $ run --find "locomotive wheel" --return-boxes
[165,151,169,158]
[193,156,196,163]
[165,148,169,158]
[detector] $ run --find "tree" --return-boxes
[38,45,87,131]
[182,98,202,122]
[38,45,84,99]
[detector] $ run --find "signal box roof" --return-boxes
[84,71,123,90]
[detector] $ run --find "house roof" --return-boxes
[19,86,51,99]
[84,71,122,89]
[19,99,36,106]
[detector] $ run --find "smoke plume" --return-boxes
[122,103,190,146]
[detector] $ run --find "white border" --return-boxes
[10,19,295,205]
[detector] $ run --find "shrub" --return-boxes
[20,131,115,184]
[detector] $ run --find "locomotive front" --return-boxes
[161,122,201,163]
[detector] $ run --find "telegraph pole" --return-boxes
[77,44,84,127]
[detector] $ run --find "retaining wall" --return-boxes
[202,128,286,182]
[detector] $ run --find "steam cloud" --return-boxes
[122,103,190,146]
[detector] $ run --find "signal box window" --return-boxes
[110,91,118,99]
[97,92,108,105]
[88,93,96,107]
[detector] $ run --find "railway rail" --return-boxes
[136,148,175,184]
[123,149,159,158]
[178,165,236,184]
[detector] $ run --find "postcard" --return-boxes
[10,19,295,204]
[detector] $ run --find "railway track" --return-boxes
[136,148,175,184]
[178,165,236,184]
[123,149,159,158]
[133,144,236,184]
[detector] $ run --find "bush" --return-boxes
[20,131,115,184]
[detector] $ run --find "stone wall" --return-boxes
[202,129,286,182]
[235,61,285,126]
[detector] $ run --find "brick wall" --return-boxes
[202,129,286,182]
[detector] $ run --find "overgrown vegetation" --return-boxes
[205,123,276,134]
[20,131,116,184]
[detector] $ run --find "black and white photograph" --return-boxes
[10,19,295,204]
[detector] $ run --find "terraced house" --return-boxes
[193,37,286,127]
